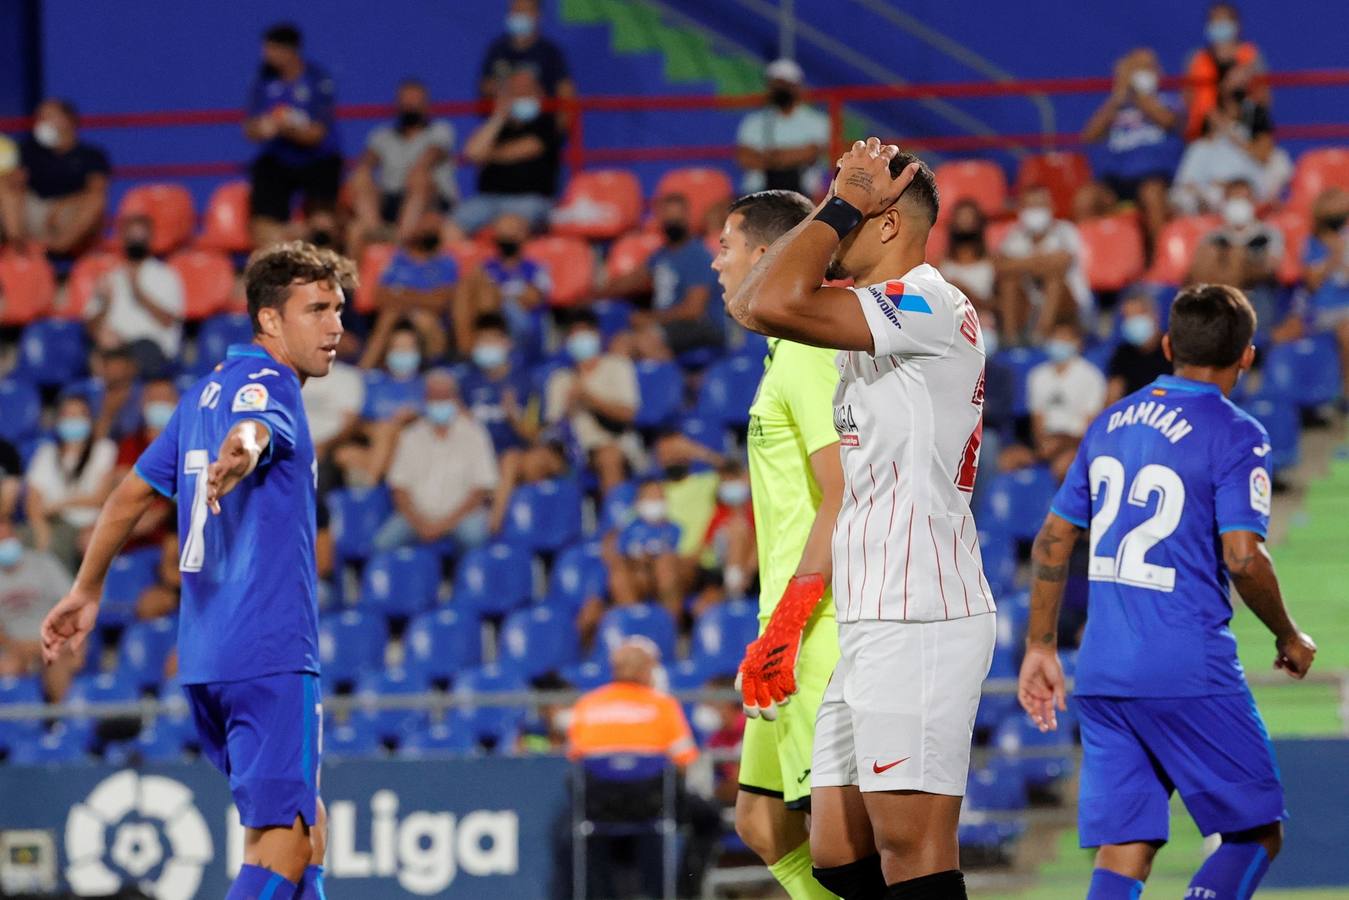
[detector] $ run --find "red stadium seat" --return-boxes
[652,167,734,235]
[169,248,237,320]
[605,230,663,284]
[1265,207,1311,285]
[0,247,56,326]
[197,180,253,253]
[1144,214,1221,284]
[444,239,497,276]
[353,243,397,315]
[116,183,196,256]
[1078,213,1145,291]
[1288,147,1349,216]
[934,160,1008,222]
[1016,152,1092,219]
[551,169,644,240]
[986,219,1017,254]
[523,235,595,306]
[59,250,122,319]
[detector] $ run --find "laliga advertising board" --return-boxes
[0,756,569,898]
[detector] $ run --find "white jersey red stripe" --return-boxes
[829,263,996,623]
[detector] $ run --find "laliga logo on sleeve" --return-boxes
[232,383,269,413]
[1249,467,1271,515]
[65,770,213,900]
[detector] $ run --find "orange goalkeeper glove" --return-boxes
[736,573,826,720]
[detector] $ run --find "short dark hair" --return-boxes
[40,97,79,124]
[398,77,428,94]
[563,308,599,329]
[727,190,813,247]
[889,150,939,227]
[263,22,302,47]
[1167,283,1256,368]
[474,312,510,333]
[244,241,356,335]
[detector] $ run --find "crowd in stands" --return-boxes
[0,6,1346,856]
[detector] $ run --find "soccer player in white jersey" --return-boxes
[726,138,993,900]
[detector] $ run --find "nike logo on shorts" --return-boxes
[797,768,811,784]
[872,757,910,774]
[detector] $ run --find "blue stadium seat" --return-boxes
[0,675,44,754]
[9,723,91,766]
[18,319,89,387]
[547,541,608,611]
[501,476,584,554]
[976,640,1021,731]
[696,355,760,429]
[592,299,634,341]
[397,721,478,758]
[453,664,528,745]
[1262,335,1342,407]
[131,713,195,763]
[192,313,253,375]
[978,527,1017,595]
[67,671,140,708]
[453,543,534,618]
[356,667,430,744]
[593,604,677,663]
[359,546,441,620]
[1240,398,1300,473]
[665,657,714,693]
[960,758,1028,853]
[1083,339,1117,375]
[500,606,580,680]
[405,608,482,686]
[117,616,178,691]
[599,480,638,533]
[994,710,1076,789]
[691,599,760,677]
[633,360,683,428]
[992,346,1049,418]
[328,485,393,566]
[560,660,612,691]
[680,415,730,455]
[733,331,769,362]
[0,379,42,444]
[318,609,389,688]
[978,466,1058,542]
[324,718,384,760]
[99,547,161,627]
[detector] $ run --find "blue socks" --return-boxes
[225,864,296,900]
[1188,841,1270,900]
[1087,868,1143,900]
[295,865,327,899]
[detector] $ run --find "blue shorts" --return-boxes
[186,672,322,829]
[1076,692,1285,848]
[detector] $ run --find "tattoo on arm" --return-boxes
[1025,516,1081,648]
[843,171,874,194]
[1030,529,1069,582]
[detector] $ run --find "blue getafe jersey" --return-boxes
[135,344,320,684]
[1051,375,1272,698]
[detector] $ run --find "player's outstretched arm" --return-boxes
[40,469,161,664]
[1018,512,1081,732]
[205,420,272,514]
[1222,530,1317,678]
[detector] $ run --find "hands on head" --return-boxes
[830,136,921,218]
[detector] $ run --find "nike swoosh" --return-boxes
[871,757,910,774]
[796,768,811,784]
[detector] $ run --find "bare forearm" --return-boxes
[1225,537,1298,641]
[794,493,840,582]
[464,116,508,163]
[1025,515,1080,648]
[72,473,159,595]
[581,393,634,424]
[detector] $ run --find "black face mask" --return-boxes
[1321,214,1348,232]
[662,222,689,244]
[417,232,441,252]
[495,238,522,258]
[260,62,282,80]
[664,463,690,482]
[769,87,795,109]
[310,230,334,248]
[397,110,427,131]
[949,228,983,244]
[124,240,150,261]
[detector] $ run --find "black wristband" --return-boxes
[813,197,864,240]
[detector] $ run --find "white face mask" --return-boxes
[1019,206,1053,234]
[1223,196,1255,228]
[1131,69,1159,95]
[636,499,667,524]
[33,121,60,149]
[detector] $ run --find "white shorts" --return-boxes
[812,614,996,796]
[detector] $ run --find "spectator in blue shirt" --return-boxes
[243,23,342,248]
[607,479,684,620]
[461,313,535,456]
[479,0,575,103]
[1305,187,1349,398]
[359,211,464,368]
[481,212,550,362]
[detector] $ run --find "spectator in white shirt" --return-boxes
[1027,319,1106,479]
[302,332,367,489]
[374,369,497,553]
[1171,97,1271,215]
[24,394,118,569]
[0,515,80,700]
[85,214,185,377]
[938,199,996,311]
[996,185,1094,343]
[735,59,830,197]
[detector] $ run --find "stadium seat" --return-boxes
[18,319,89,387]
[318,609,389,688]
[444,239,496,275]
[1240,397,1300,473]
[934,160,1008,222]
[353,242,396,315]
[0,247,56,326]
[324,718,384,760]
[131,714,195,763]
[1261,335,1343,408]
[978,466,1058,542]
[58,250,122,319]
[994,711,1076,789]
[1288,147,1349,216]
[991,345,1049,418]
[100,547,162,627]
[192,312,253,375]
[978,527,1017,596]
[453,542,534,618]
[551,169,644,240]
[405,607,482,686]
[976,640,1021,731]
[560,660,611,691]
[328,485,394,566]
[680,415,730,456]
[117,616,178,691]
[593,604,677,663]
[690,599,759,677]
[0,675,44,754]
[604,230,664,284]
[500,476,584,554]
[0,379,43,445]
[960,758,1028,853]
[1078,214,1145,291]
[696,355,761,429]
[547,541,608,610]
[1144,214,1221,284]
[397,721,478,758]
[358,545,441,620]
[169,248,237,320]
[197,180,253,253]
[116,183,196,255]
[500,605,580,680]
[1015,152,1091,219]
[9,722,91,766]
[665,657,714,694]
[66,672,139,722]
[523,235,596,306]
[599,480,639,534]
[355,667,429,744]
[1265,207,1310,285]
[453,663,528,745]
[633,359,683,428]
[592,298,634,341]
[652,168,734,235]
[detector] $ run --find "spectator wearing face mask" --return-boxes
[995,185,1094,344]
[0,515,80,701]
[479,0,575,103]
[1027,319,1107,480]
[85,346,143,443]
[545,311,640,494]
[607,479,684,619]
[85,214,185,377]
[24,394,118,570]
[479,213,550,362]
[359,212,463,368]
[1105,289,1170,404]
[1304,190,1349,389]
[348,79,458,258]
[363,323,428,426]
[1183,2,1268,142]
[698,461,758,602]
[459,69,563,236]
[113,378,179,551]
[734,59,830,197]
[939,199,996,311]
[374,369,497,553]
[1172,95,1273,215]
[0,98,109,254]
[1189,179,1283,335]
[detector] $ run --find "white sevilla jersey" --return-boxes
[831,263,995,623]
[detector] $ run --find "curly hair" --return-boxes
[243,241,357,334]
